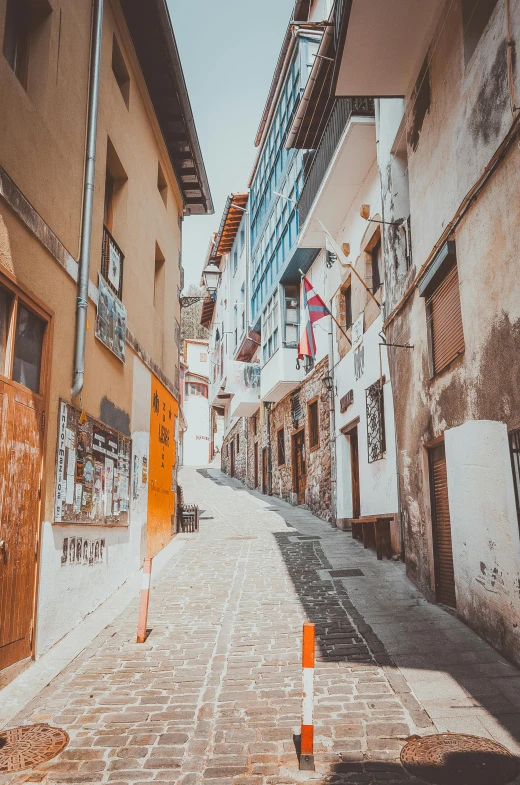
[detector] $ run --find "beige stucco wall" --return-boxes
[0,0,184,654]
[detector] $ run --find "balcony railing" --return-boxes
[298,98,375,228]
[101,225,125,300]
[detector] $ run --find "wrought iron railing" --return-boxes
[101,225,125,300]
[298,97,375,228]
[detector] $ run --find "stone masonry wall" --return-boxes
[221,419,247,483]
[244,358,332,522]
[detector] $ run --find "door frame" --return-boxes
[0,265,53,666]
[262,447,268,494]
[254,441,259,489]
[230,439,235,477]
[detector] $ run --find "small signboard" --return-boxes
[351,313,364,350]
[95,274,126,362]
[54,400,131,526]
[340,390,354,413]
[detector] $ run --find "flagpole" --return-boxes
[299,269,351,346]
[317,219,381,310]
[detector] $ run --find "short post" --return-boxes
[136,557,152,643]
[300,621,315,771]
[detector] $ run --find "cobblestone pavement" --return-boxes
[2,466,520,785]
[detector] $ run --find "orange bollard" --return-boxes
[300,622,315,770]
[136,557,152,643]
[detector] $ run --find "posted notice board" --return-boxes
[54,400,131,526]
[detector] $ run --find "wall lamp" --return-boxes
[179,263,221,307]
[322,374,335,393]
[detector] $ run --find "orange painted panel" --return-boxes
[147,377,178,557]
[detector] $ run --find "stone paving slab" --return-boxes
[0,466,519,784]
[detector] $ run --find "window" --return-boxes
[240,226,246,254]
[233,248,238,274]
[157,161,168,207]
[240,285,245,335]
[234,304,238,349]
[262,290,279,363]
[308,399,319,450]
[426,264,464,375]
[509,429,520,532]
[366,381,386,462]
[343,284,352,328]
[3,0,30,87]
[277,427,286,465]
[185,382,208,398]
[154,243,165,310]
[284,284,299,345]
[462,0,499,66]
[371,239,383,293]
[13,305,45,392]
[112,35,130,108]
[236,433,240,452]
[104,170,115,233]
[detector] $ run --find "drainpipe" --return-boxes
[328,320,338,527]
[266,402,273,495]
[71,0,104,399]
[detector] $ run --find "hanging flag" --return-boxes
[297,275,330,368]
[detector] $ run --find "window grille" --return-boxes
[509,429,520,532]
[366,380,386,462]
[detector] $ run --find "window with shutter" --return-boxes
[308,399,319,450]
[427,264,464,375]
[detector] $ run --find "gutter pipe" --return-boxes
[72,0,104,399]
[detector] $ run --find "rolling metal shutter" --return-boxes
[430,443,457,608]
[429,265,464,374]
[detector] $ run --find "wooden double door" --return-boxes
[292,429,306,505]
[0,279,48,672]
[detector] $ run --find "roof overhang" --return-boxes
[213,193,248,258]
[120,0,213,215]
[298,117,376,248]
[236,331,261,363]
[200,296,216,328]
[334,0,443,97]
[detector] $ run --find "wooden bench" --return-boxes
[177,485,200,533]
[348,514,395,560]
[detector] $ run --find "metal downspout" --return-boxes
[328,319,337,527]
[71,0,104,399]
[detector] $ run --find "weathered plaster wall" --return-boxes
[445,420,520,667]
[221,419,247,483]
[376,1,520,658]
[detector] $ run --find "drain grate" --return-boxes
[0,724,69,773]
[400,733,520,785]
[296,536,321,541]
[330,569,364,578]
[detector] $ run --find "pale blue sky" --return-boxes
[168,0,294,289]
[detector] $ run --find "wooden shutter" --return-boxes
[430,443,456,608]
[429,265,464,374]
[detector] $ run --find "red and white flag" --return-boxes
[297,275,330,366]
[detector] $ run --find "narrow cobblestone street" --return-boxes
[2,466,520,785]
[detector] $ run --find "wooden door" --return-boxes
[0,381,44,670]
[254,442,259,489]
[430,442,456,608]
[262,448,268,494]
[349,427,360,519]
[230,440,235,478]
[292,430,306,505]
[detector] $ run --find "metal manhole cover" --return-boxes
[400,733,520,785]
[226,536,257,540]
[330,569,364,578]
[0,724,69,773]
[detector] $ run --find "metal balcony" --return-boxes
[298,98,374,229]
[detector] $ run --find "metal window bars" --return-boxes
[366,380,386,463]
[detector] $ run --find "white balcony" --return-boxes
[335,0,443,97]
[261,347,305,403]
[298,115,376,249]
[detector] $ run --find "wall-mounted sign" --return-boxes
[96,274,126,362]
[340,390,354,413]
[351,313,364,350]
[54,400,131,526]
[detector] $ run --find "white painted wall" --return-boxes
[35,356,149,657]
[183,393,210,465]
[445,420,520,652]
[185,340,209,378]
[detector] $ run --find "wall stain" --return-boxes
[407,57,431,152]
[469,40,508,147]
[100,397,131,436]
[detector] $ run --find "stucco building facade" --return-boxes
[0,0,211,675]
